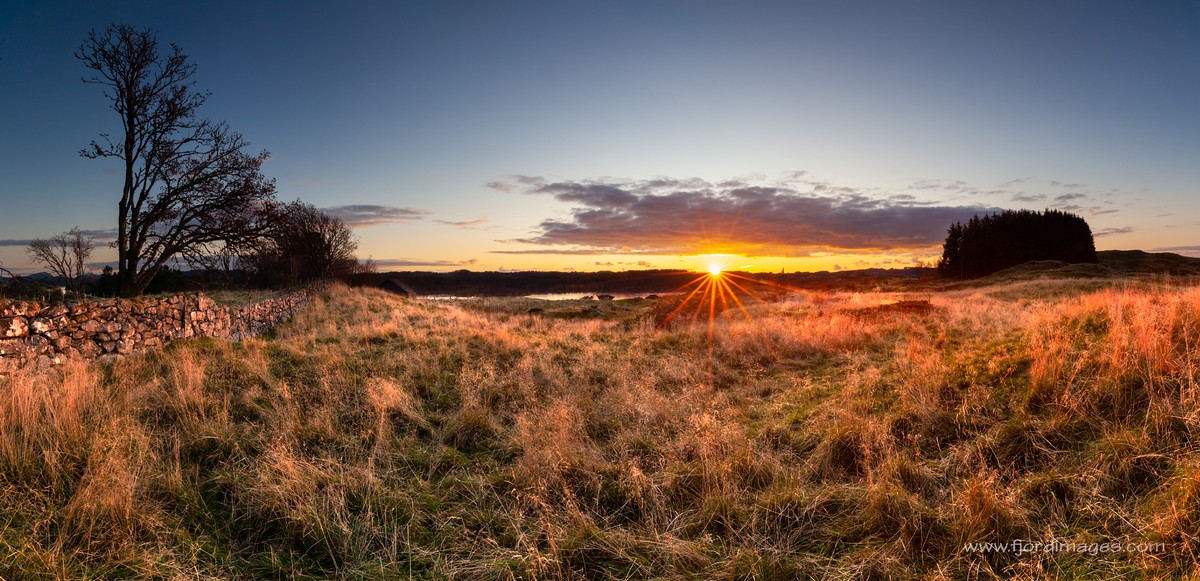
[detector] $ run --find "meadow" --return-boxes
[3,277,1200,579]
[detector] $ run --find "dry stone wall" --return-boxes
[0,287,316,373]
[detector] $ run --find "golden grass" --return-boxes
[3,280,1200,578]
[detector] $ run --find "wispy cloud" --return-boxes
[492,247,658,255]
[1152,246,1200,255]
[0,228,117,247]
[435,218,489,229]
[372,258,472,268]
[490,176,999,256]
[1050,180,1087,189]
[321,205,430,227]
[1094,226,1133,237]
[485,175,543,193]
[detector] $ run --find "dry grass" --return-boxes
[3,279,1200,578]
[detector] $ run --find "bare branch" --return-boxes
[26,227,95,293]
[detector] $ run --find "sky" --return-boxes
[1,0,1198,274]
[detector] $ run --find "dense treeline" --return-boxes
[937,209,1096,279]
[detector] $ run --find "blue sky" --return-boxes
[2,0,1198,273]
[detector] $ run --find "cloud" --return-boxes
[1050,181,1087,189]
[434,218,489,229]
[492,248,658,255]
[485,175,544,192]
[0,228,117,247]
[909,179,975,194]
[80,229,119,241]
[372,258,468,268]
[1152,246,1200,254]
[997,176,1037,188]
[321,205,429,227]
[1093,227,1132,237]
[1054,193,1087,202]
[1011,193,1046,203]
[496,177,999,256]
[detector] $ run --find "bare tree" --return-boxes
[245,201,359,287]
[26,227,95,293]
[77,24,276,297]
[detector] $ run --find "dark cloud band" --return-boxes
[494,177,998,256]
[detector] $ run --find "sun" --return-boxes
[708,265,723,276]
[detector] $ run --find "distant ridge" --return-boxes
[972,250,1200,284]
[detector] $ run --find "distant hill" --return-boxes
[962,250,1200,285]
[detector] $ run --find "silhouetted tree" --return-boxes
[95,265,119,297]
[26,227,95,293]
[245,202,359,287]
[937,209,1097,279]
[77,24,276,296]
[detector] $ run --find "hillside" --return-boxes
[4,279,1200,578]
[965,250,1200,285]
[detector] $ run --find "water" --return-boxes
[522,292,658,301]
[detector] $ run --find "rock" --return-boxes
[3,317,28,338]
[78,342,101,358]
[35,355,53,372]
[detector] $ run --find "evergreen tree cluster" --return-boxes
[937,209,1097,279]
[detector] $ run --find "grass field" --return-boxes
[4,278,1200,579]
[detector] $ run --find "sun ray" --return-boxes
[660,275,713,327]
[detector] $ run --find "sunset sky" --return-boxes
[1,0,1198,274]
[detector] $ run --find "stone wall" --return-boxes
[0,287,316,373]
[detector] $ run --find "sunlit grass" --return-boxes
[3,279,1200,578]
